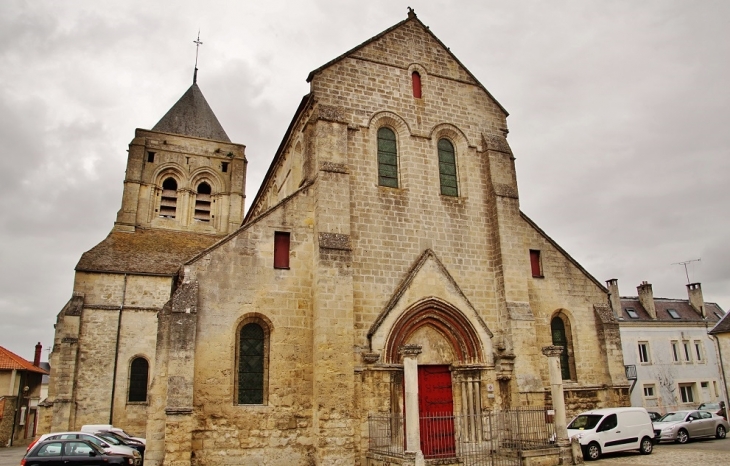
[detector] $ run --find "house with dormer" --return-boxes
[608,279,725,413]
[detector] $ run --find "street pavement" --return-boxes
[1,438,727,465]
[591,437,729,465]
[0,446,23,466]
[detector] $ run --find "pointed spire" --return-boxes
[152,84,230,142]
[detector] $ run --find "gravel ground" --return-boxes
[587,437,730,465]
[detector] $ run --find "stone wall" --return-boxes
[0,396,16,447]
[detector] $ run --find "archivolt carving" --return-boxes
[384,298,483,364]
[367,111,412,138]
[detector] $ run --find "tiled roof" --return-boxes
[76,229,221,275]
[619,297,724,324]
[152,83,230,142]
[0,346,48,374]
[710,309,730,334]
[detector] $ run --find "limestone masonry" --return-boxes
[43,11,629,465]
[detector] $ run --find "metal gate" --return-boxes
[368,407,555,466]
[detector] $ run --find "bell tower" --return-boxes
[114,83,246,236]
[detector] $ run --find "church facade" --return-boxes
[44,12,629,466]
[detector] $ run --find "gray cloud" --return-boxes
[1,0,729,359]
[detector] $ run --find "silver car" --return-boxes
[653,410,729,443]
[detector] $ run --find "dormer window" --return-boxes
[667,309,681,319]
[194,182,212,222]
[159,178,178,218]
[626,308,639,319]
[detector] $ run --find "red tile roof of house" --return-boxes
[0,346,48,374]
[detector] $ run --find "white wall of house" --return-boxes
[621,324,723,413]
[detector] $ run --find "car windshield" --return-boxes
[96,434,122,445]
[658,412,688,422]
[568,414,603,430]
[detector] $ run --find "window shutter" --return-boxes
[274,232,290,269]
[530,250,541,277]
[412,71,422,98]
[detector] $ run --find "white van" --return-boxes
[567,407,654,460]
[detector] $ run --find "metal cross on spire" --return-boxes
[193,30,203,84]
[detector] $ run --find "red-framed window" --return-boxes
[412,71,422,98]
[530,250,542,277]
[274,231,290,269]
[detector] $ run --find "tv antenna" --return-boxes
[672,258,701,284]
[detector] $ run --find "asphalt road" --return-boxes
[1,438,728,465]
[589,436,730,465]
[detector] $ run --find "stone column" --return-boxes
[542,346,569,447]
[399,344,424,464]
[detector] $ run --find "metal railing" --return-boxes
[368,407,556,465]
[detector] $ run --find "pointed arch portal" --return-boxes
[384,299,483,364]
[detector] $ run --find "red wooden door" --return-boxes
[418,365,455,458]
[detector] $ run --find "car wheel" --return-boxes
[640,436,653,454]
[676,428,689,444]
[585,442,601,461]
[716,425,726,439]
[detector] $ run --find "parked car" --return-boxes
[94,431,145,460]
[697,402,727,421]
[653,410,729,443]
[22,438,136,466]
[567,407,654,461]
[81,424,146,445]
[27,432,142,466]
[648,411,662,422]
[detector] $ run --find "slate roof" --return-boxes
[0,346,48,374]
[710,309,730,334]
[151,83,230,142]
[76,229,220,275]
[619,297,724,324]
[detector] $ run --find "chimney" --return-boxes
[687,283,706,318]
[637,281,657,320]
[606,279,622,318]
[33,342,42,366]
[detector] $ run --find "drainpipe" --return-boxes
[109,273,128,424]
[708,332,729,413]
[9,370,26,447]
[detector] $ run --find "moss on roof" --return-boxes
[76,229,220,275]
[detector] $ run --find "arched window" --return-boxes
[128,357,149,402]
[159,177,178,218]
[194,182,212,222]
[377,127,398,188]
[238,322,268,404]
[438,139,458,196]
[412,71,422,98]
[551,315,576,380]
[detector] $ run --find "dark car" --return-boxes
[94,431,145,461]
[22,439,136,466]
[648,411,662,422]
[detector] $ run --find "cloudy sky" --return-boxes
[1,0,728,361]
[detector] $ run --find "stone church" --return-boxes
[44,11,629,466]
